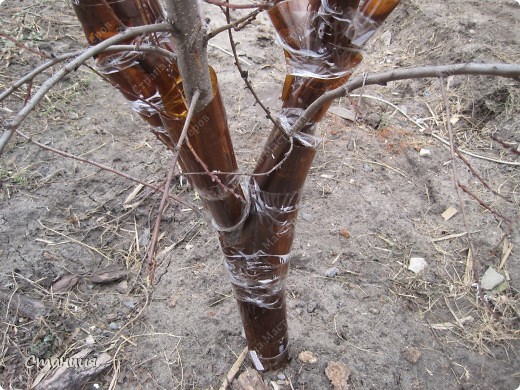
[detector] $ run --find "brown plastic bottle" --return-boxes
[72,0,172,138]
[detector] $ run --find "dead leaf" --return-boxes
[328,106,357,122]
[339,228,351,239]
[90,265,127,284]
[51,274,79,294]
[0,288,48,319]
[298,350,317,363]
[402,347,422,364]
[325,361,351,390]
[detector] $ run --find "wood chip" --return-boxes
[430,316,473,330]
[219,347,248,390]
[123,183,144,204]
[441,206,457,221]
[328,106,357,122]
[90,265,127,284]
[0,288,48,319]
[33,349,111,390]
[325,361,351,390]
[51,274,79,294]
[232,368,268,390]
[499,237,512,269]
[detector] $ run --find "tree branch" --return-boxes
[0,23,171,155]
[147,90,201,284]
[289,63,520,136]
[14,129,197,212]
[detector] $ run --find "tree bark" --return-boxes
[163,0,213,112]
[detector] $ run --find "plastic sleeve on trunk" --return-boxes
[268,0,399,79]
[223,182,302,308]
[225,252,290,308]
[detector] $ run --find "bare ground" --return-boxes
[0,0,519,389]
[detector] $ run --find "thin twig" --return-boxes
[225,4,278,128]
[15,130,197,211]
[206,9,261,41]
[147,90,201,284]
[439,78,490,314]
[218,346,248,390]
[0,31,48,58]
[205,0,271,9]
[0,51,81,103]
[458,184,514,229]
[454,148,512,202]
[0,23,171,155]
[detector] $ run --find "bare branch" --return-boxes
[0,31,48,58]
[147,90,201,284]
[0,51,82,103]
[225,5,278,128]
[290,63,520,136]
[204,0,271,9]
[439,78,495,316]
[0,23,171,155]
[14,130,197,212]
[206,9,261,41]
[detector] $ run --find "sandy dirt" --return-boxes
[1,0,519,389]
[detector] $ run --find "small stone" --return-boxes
[85,334,95,345]
[277,373,286,380]
[295,308,303,316]
[325,267,340,278]
[325,361,351,390]
[362,163,374,172]
[298,350,318,363]
[116,280,128,294]
[408,257,427,274]
[301,212,314,222]
[481,267,505,290]
[123,299,137,309]
[307,302,317,313]
[419,148,431,157]
[109,322,120,330]
[402,347,422,364]
[380,30,392,46]
[368,308,380,315]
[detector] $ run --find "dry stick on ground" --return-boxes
[439,78,496,316]
[147,90,201,284]
[490,133,520,156]
[0,31,49,58]
[0,23,172,154]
